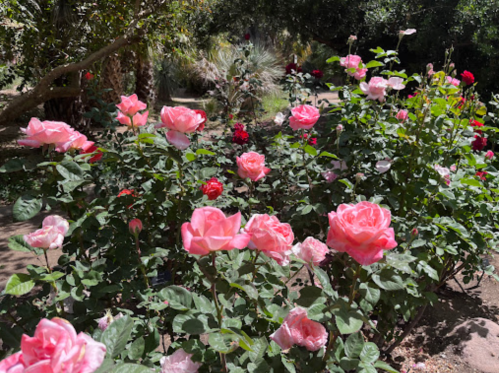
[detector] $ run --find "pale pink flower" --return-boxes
[446,76,461,87]
[55,129,95,153]
[274,112,286,125]
[326,202,397,265]
[160,349,201,373]
[156,106,205,150]
[236,151,271,181]
[376,160,391,174]
[322,171,338,183]
[399,29,417,36]
[181,207,250,256]
[244,214,294,266]
[353,68,368,80]
[289,105,320,131]
[450,164,457,172]
[118,111,149,128]
[396,110,409,122]
[116,94,147,116]
[427,63,435,76]
[348,35,357,43]
[97,312,123,331]
[340,55,366,80]
[485,150,494,160]
[24,215,69,250]
[360,77,388,102]
[292,237,329,267]
[270,307,328,351]
[387,77,405,90]
[434,164,451,185]
[1,318,107,373]
[336,124,344,132]
[18,118,73,149]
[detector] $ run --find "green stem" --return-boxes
[135,236,150,288]
[285,265,305,285]
[211,253,227,372]
[349,265,362,306]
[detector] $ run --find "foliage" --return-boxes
[1,33,499,373]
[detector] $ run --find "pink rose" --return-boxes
[97,312,123,331]
[55,129,94,153]
[0,318,107,373]
[244,214,294,265]
[270,307,328,351]
[399,29,417,36]
[236,151,271,181]
[129,218,143,235]
[360,77,388,102]
[326,202,397,265]
[289,105,320,131]
[156,106,205,150]
[116,94,147,116]
[396,110,408,122]
[117,111,131,126]
[387,77,405,90]
[322,170,338,183]
[18,118,73,149]
[339,55,367,81]
[352,68,368,80]
[181,207,250,256]
[375,160,391,174]
[446,76,461,87]
[24,215,69,250]
[485,150,494,160]
[160,349,201,373]
[0,352,24,373]
[292,237,329,267]
[117,111,149,128]
[450,164,457,172]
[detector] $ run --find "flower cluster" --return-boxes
[116,94,149,129]
[339,55,367,80]
[232,123,249,145]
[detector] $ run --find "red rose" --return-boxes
[228,114,234,120]
[285,63,302,75]
[470,119,484,134]
[194,109,207,131]
[200,177,224,200]
[300,133,317,146]
[85,72,94,80]
[472,135,487,151]
[461,71,475,85]
[311,70,324,79]
[232,129,249,145]
[118,189,139,208]
[476,171,488,181]
[234,123,245,131]
[244,33,251,41]
[80,145,103,163]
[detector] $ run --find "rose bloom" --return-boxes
[117,189,137,198]
[117,110,149,128]
[18,118,73,149]
[232,129,249,145]
[129,218,143,235]
[161,349,201,373]
[24,215,69,250]
[236,151,270,181]
[116,94,147,116]
[244,214,294,265]
[55,128,95,153]
[326,202,397,265]
[289,105,320,131]
[156,106,205,150]
[476,171,488,181]
[0,318,106,373]
[396,109,408,122]
[446,76,461,87]
[285,63,302,75]
[181,207,250,256]
[470,119,484,134]
[400,28,417,36]
[461,70,475,85]
[485,150,494,160]
[274,112,286,125]
[360,77,388,102]
[472,135,487,152]
[194,110,207,131]
[339,55,367,80]
[200,177,224,200]
[270,307,328,352]
[292,237,329,267]
[322,170,338,183]
[311,70,324,79]
[84,72,94,80]
[80,145,103,163]
[387,77,405,90]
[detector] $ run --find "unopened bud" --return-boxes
[347,35,357,44]
[412,228,419,236]
[336,124,344,132]
[129,218,143,235]
[355,173,365,183]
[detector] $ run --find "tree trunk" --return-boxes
[101,53,124,104]
[135,47,156,105]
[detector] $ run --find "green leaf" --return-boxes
[360,342,380,363]
[318,151,338,159]
[37,271,65,282]
[295,286,324,307]
[185,153,196,162]
[300,205,313,215]
[461,178,482,187]
[173,314,208,335]
[366,60,384,68]
[303,145,317,156]
[374,360,399,373]
[101,315,134,358]
[335,309,364,334]
[0,158,24,173]
[13,193,43,221]
[345,332,364,358]
[327,56,341,63]
[159,286,192,311]
[93,359,115,373]
[109,364,153,373]
[359,283,380,304]
[196,149,216,156]
[8,235,33,252]
[128,337,145,360]
[372,269,405,291]
[5,273,35,296]
[56,162,84,180]
[208,333,238,353]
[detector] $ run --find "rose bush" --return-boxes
[1,31,499,373]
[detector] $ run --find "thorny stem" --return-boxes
[43,249,65,316]
[211,253,227,372]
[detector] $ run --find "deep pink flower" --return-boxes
[461,71,475,85]
[80,145,103,163]
[289,105,320,131]
[446,76,461,87]
[476,171,488,181]
[24,215,69,250]
[326,202,397,265]
[129,218,143,235]
[360,77,388,102]
[116,94,147,116]
[396,110,408,122]
[236,152,270,181]
[311,70,324,79]
[194,110,207,131]
[485,150,494,160]
[244,214,294,266]
[270,307,328,351]
[0,318,107,373]
[472,135,487,152]
[181,207,250,256]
